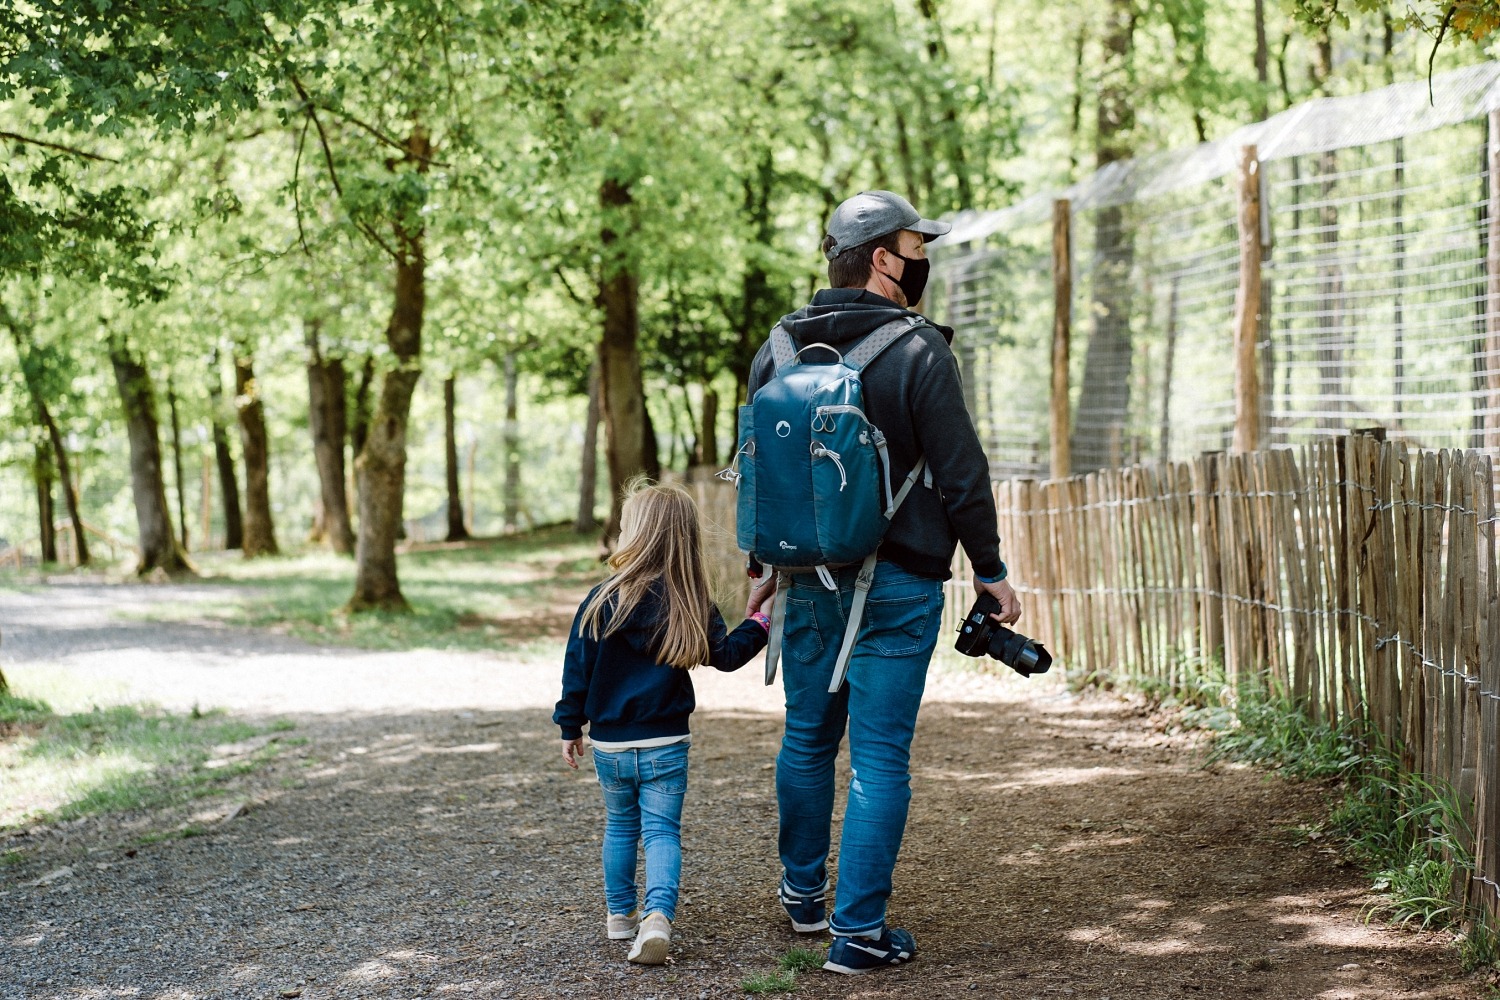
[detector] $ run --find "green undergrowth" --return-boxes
[132,525,606,657]
[740,947,825,994]
[1,690,295,829]
[1205,691,1497,969]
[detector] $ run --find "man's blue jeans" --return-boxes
[776,559,945,936]
[592,743,689,921]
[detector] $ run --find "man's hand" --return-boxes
[560,737,584,770]
[746,573,777,617]
[974,576,1022,625]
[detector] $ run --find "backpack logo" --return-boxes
[779,540,797,550]
[775,420,791,438]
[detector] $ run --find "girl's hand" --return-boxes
[746,574,777,617]
[560,737,584,770]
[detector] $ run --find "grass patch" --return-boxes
[1207,695,1362,780]
[1,698,295,828]
[1208,692,1486,958]
[778,947,825,973]
[740,970,796,995]
[739,946,826,994]
[136,526,605,657]
[0,691,52,727]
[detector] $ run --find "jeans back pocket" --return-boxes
[865,593,932,657]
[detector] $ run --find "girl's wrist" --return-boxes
[749,612,771,631]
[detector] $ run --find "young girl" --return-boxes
[555,480,772,965]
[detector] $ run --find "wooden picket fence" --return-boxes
[983,435,1500,921]
[691,434,1500,921]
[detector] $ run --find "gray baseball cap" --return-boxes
[823,190,951,260]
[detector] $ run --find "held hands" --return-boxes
[560,737,584,770]
[974,576,1022,625]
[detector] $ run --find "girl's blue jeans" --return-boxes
[592,742,689,921]
[775,560,945,937]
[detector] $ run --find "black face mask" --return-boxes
[882,251,930,307]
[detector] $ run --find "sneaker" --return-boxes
[606,909,639,940]
[779,877,829,933]
[822,927,917,975]
[627,911,672,965]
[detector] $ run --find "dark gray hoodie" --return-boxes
[747,288,1004,582]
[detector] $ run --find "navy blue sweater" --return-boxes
[553,583,768,743]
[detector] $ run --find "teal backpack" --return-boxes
[721,315,930,693]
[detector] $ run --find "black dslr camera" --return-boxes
[954,593,1053,677]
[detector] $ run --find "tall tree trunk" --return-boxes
[597,175,650,544]
[1253,0,1270,121]
[34,442,56,564]
[166,377,189,551]
[576,357,601,533]
[697,387,719,467]
[444,374,469,541]
[915,0,972,211]
[1310,32,1344,428]
[208,350,243,551]
[234,351,280,557]
[1069,24,1087,181]
[351,259,422,608]
[730,146,785,406]
[502,354,521,532]
[5,314,88,564]
[108,334,192,575]
[350,353,375,506]
[306,321,355,554]
[1073,0,1136,473]
[45,409,86,566]
[350,128,430,611]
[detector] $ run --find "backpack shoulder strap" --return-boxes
[769,325,798,373]
[844,315,925,372]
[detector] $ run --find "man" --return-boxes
[746,190,1020,975]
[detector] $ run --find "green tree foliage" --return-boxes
[0,0,312,289]
[2,0,1477,601]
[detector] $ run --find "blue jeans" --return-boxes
[776,560,945,936]
[593,743,689,921]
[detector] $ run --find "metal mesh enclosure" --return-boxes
[931,63,1500,476]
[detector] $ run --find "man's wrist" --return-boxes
[976,562,1008,584]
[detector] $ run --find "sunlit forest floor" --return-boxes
[0,540,1486,999]
[138,526,607,657]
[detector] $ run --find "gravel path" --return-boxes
[0,582,1483,999]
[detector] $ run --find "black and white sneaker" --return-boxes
[822,927,917,975]
[778,877,829,933]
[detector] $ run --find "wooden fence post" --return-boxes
[1487,111,1500,451]
[1051,198,1072,480]
[1234,145,1264,454]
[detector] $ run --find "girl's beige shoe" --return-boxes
[606,909,640,940]
[627,912,672,965]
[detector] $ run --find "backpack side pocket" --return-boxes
[733,404,758,555]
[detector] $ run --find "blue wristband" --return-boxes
[976,562,1008,584]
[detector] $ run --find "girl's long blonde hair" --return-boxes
[580,478,713,668]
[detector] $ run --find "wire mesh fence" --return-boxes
[931,62,1500,477]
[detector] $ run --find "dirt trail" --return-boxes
[0,583,1482,999]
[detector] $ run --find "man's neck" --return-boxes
[861,276,906,307]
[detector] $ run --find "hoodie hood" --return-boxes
[777,288,954,348]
